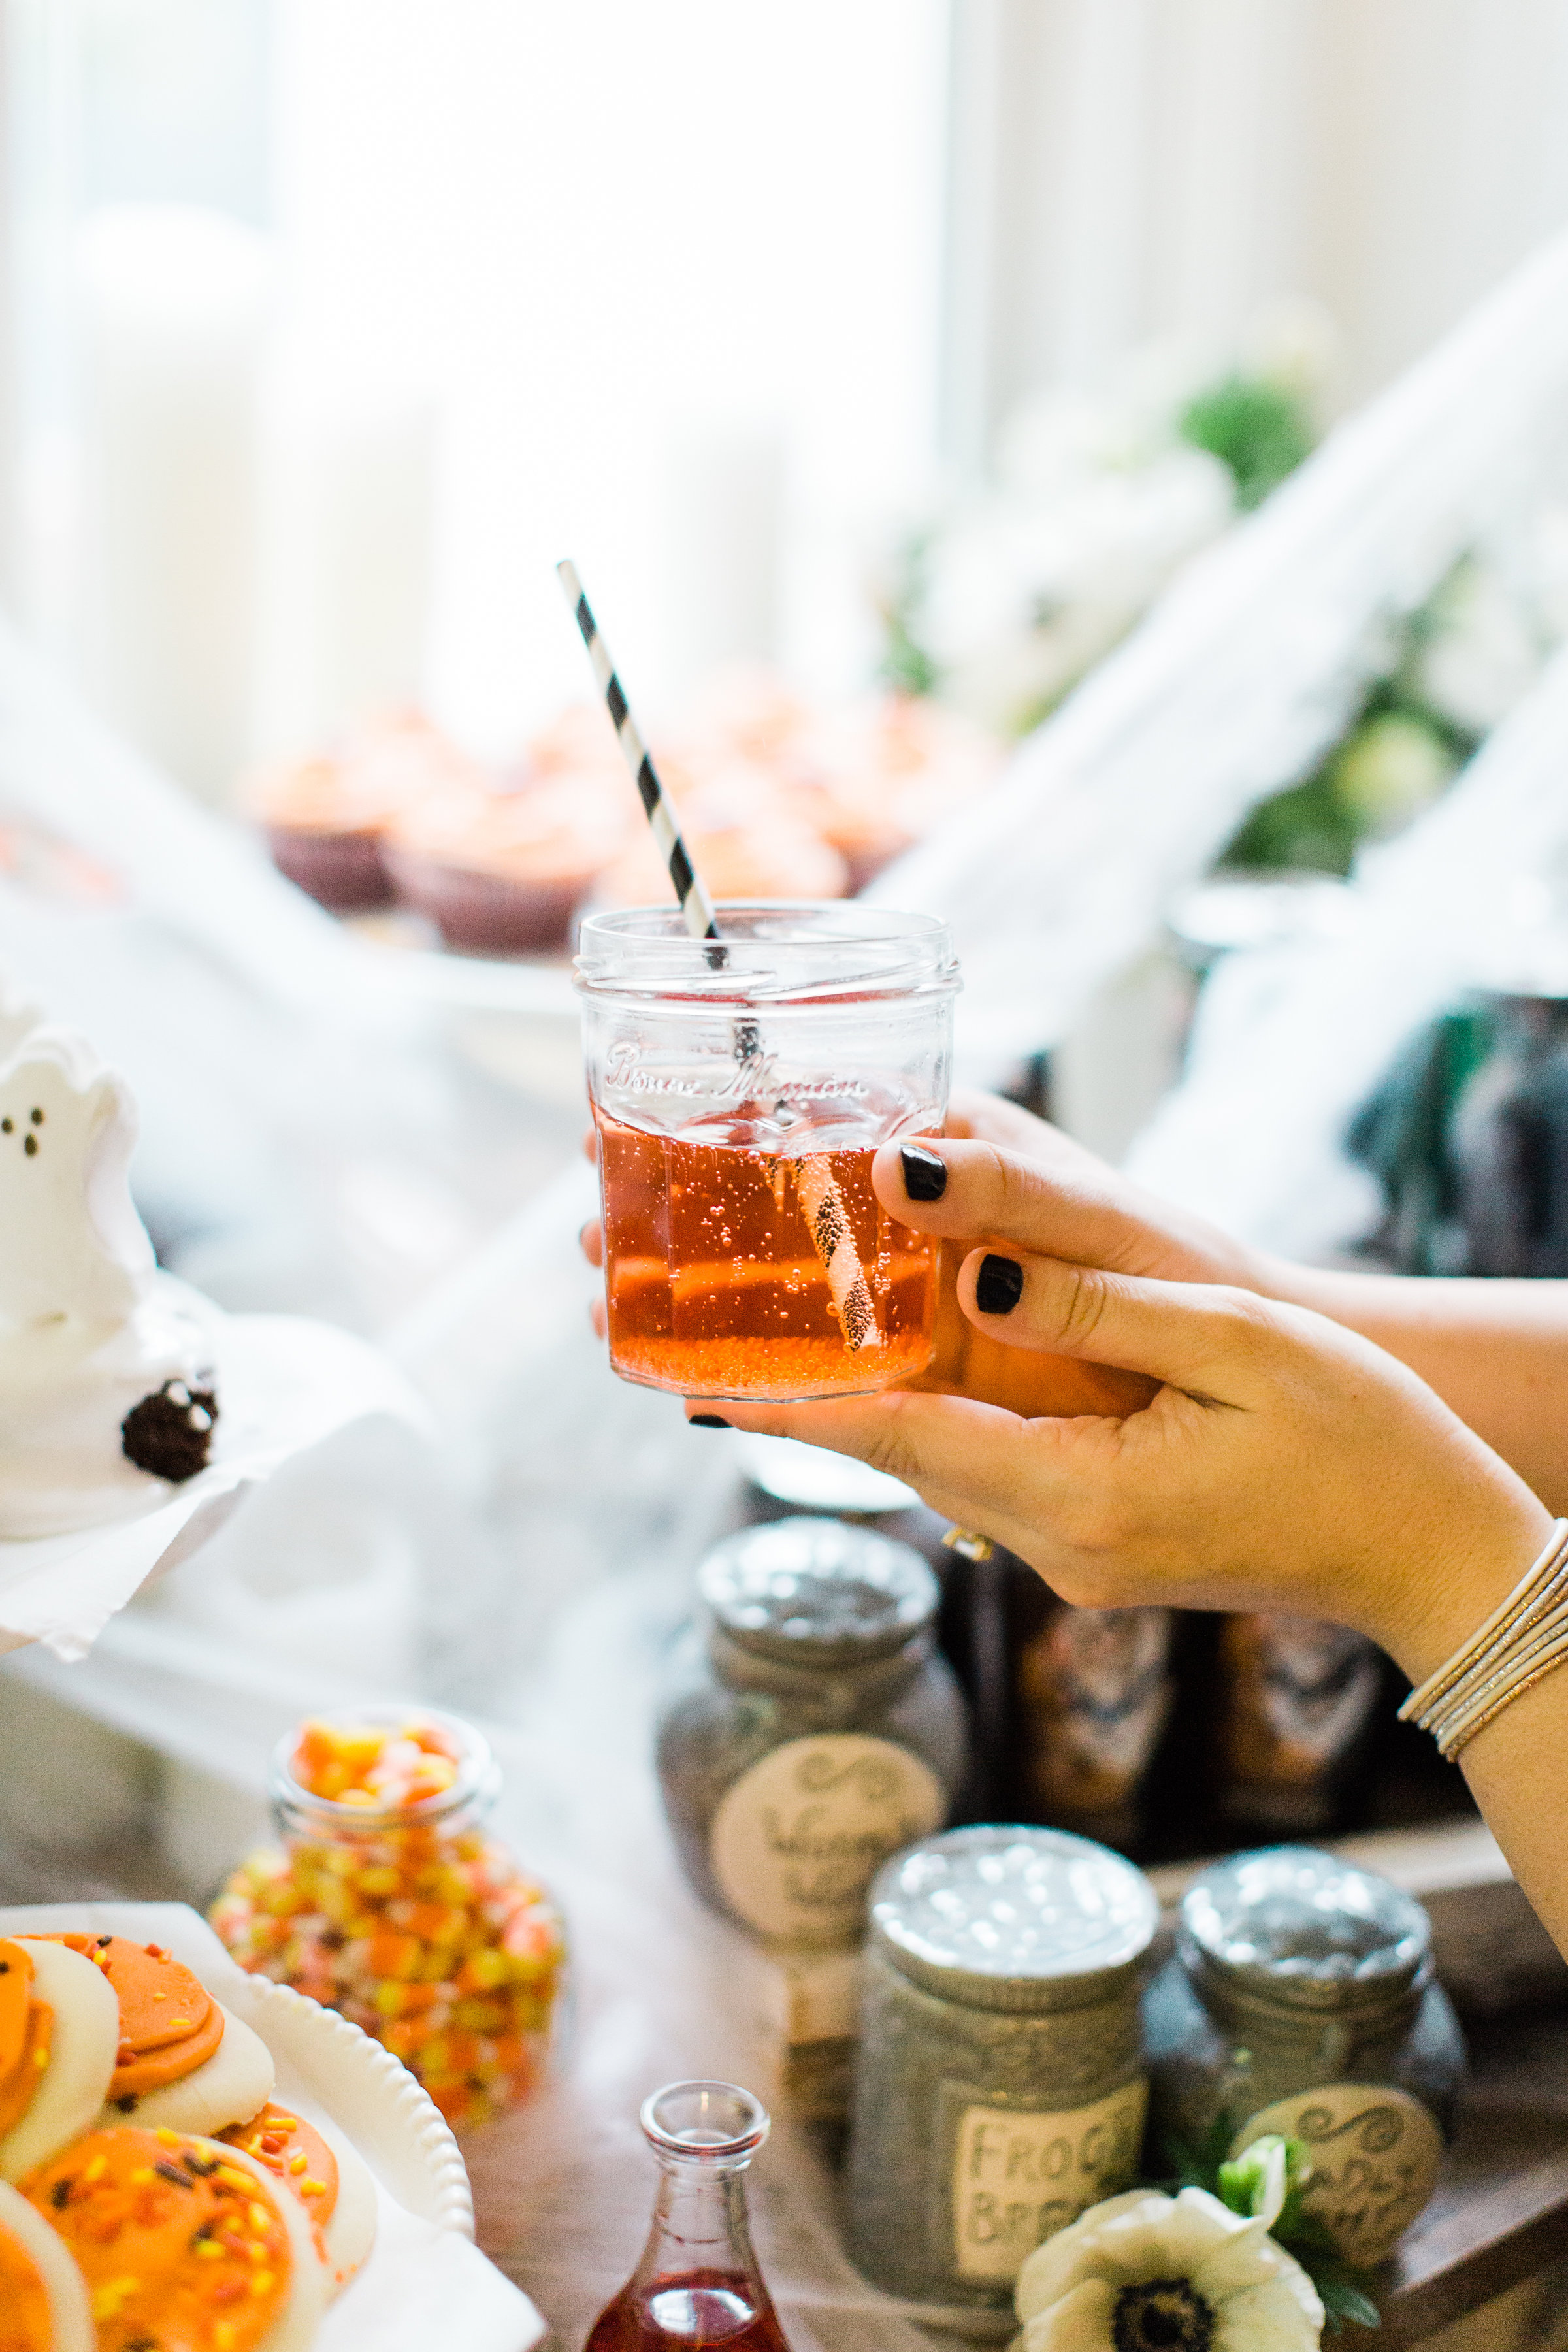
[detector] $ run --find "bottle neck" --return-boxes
[631,2155,764,2291]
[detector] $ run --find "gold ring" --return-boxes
[942,1525,995,1563]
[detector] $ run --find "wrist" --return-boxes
[1370,1485,1556,1686]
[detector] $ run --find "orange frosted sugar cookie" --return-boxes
[25,2127,292,2352]
[0,1944,53,2140]
[220,2106,338,2227]
[0,2231,52,2352]
[42,1936,222,2100]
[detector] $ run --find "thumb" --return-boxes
[960,1250,1280,1399]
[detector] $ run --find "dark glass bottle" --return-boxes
[585,2081,791,2352]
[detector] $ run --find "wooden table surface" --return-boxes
[1359,2009,1568,2347]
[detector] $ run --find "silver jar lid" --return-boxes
[867,1825,1158,2014]
[1180,1846,1431,2014]
[697,1516,939,1667]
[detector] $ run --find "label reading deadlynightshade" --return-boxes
[1230,2085,1444,2268]
[709,1735,946,1942]
[951,2079,1148,2283]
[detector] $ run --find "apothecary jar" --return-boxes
[845,1824,1159,2324]
[655,1515,968,1952]
[1145,1844,1467,2268]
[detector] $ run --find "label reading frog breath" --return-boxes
[709,1735,945,1942]
[1231,2085,1444,2268]
[950,2079,1148,2282]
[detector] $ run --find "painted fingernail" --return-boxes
[689,1413,730,1429]
[900,1143,947,1201]
[975,1254,1024,1315]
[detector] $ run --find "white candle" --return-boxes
[253,351,436,762]
[659,409,787,691]
[76,204,274,806]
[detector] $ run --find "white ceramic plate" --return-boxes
[0,1901,545,2352]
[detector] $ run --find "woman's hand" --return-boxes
[578,1089,1265,1409]
[907,1094,1266,1420]
[693,1134,1552,1686]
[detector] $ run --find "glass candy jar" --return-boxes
[846,1825,1158,2323]
[209,1708,566,2129]
[1145,1845,1467,2268]
[655,1516,968,1951]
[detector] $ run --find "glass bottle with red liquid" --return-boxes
[585,2081,792,2351]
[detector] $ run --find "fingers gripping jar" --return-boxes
[209,1709,566,2129]
[1145,1846,1467,2269]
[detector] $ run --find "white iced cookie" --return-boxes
[0,1939,120,2183]
[22,2127,325,2352]
[0,2178,94,2351]
[0,1021,223,1537]
[104,2002,274,2138]
[222,2100,378,2296]
[316,2110,378,2293]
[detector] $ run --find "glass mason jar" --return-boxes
[655,1516,968,1953]
[1145,1845,1467,2269]
[208,1707,566,2129]
[846,1824,1159,2325]
[575,903,960,1401]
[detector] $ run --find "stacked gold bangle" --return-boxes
[1399,1517,1568,1759]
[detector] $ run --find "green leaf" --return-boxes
[1179,373,1316,508]
[1318,2276,1382,2332]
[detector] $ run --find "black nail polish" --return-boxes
[901,1143,947,1201]
[975,1254,1024,1315]
[689,1413,731,1429]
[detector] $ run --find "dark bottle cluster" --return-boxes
[730,1469,1471,1861]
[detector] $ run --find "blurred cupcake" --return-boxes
[254,709,481,911]
[519,702,628,785]
[787,694,1004,889]
[594,810,849,908]
[384,774,629,951]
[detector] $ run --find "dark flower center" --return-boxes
[1112,2276,1216,2352]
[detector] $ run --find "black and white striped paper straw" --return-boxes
[559,559,884,1354]
[557,559,718,946]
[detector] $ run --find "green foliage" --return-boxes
[876,532,941,698]
[1217,564,1484,875]
[1179,373,1316,510]
[1156,2123,1382,2335]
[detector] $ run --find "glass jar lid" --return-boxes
[698,1516,939,1666]
[867,1825,1158,2014]
[1179,1846,1431,2014]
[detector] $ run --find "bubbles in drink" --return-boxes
[595,1102,939,1401]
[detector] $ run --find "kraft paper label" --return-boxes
[1231,2085,1443,2267]
[950,2078,1148,2282]
[709,1734,945,1942]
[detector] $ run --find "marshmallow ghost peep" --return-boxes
[0,1027,151,1335]
[0,997,221,1538]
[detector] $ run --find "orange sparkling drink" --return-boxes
[597,1113,939,1399]
[578,904,958,1404]
[208,1710,564,2132]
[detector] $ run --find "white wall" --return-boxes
[945,0,1568,465]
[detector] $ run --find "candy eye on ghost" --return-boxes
[1,1106,44,1152]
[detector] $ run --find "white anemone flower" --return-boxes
[1013,2181,1324,2352]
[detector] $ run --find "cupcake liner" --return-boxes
[267,824,397,911]
[383,849,592,954]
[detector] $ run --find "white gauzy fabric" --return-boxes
[870,225,1568,1070]
[1125,645,1568,1258]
